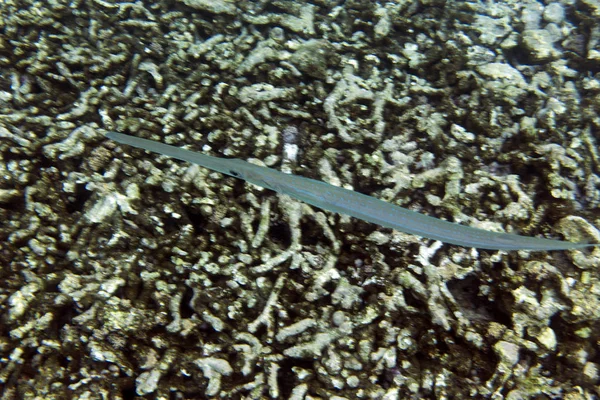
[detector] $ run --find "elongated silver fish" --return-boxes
[106,131,599,251]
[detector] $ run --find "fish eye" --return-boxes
[229,170,240,177]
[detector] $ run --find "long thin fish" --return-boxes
[106,131,599,251]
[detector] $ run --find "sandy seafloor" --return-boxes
[1,0,600,398]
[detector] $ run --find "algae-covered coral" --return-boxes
[1,0,600,398]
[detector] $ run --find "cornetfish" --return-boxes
[106,131,599,251]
